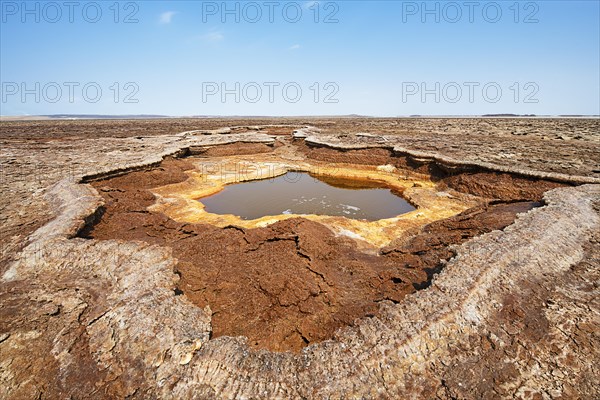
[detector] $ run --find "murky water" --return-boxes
[199,172,416,221]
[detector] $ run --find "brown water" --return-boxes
[200,172,416,221]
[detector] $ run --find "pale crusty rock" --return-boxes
[376,164,397,173]
[292,126,320,139]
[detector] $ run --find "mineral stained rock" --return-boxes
[83,154,549,354]
[1,118,599,399]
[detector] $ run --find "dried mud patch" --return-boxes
[83,152,548,352]
[190,141,277,157]
[439,172,565,201]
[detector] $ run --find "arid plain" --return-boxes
[1,117,599,399]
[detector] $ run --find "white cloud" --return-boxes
[200,31,225,43]
[159,11,177,24]
[289,44,301,50]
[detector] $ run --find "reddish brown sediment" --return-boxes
[297,142,566,201]
[189,141,278,157]
[438,172,564,201]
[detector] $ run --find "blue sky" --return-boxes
[1,0,599,116]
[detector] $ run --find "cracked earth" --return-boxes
[1,117,599,399]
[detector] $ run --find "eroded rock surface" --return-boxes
[81,157,546,353]
[1,118,599,399]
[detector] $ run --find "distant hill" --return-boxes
[41,114,171,119]
[32,114,372,120]
[559,114,600,118]
[482,114,537,117]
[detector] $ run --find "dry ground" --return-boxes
[0,117,599,399]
